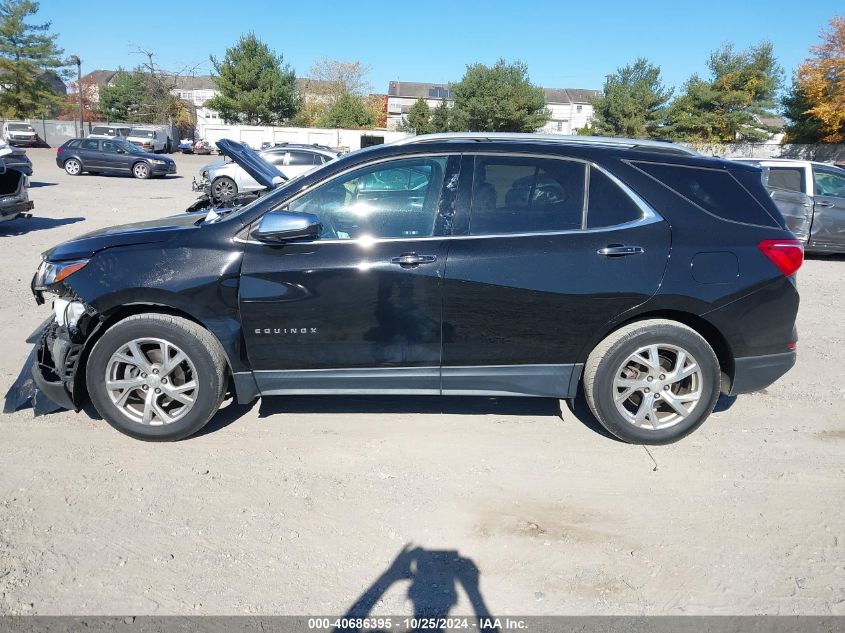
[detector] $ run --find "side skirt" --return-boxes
[238,364,583,399]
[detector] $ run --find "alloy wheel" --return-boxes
[134,163,149,178]
[612,343,703,430]
[212,178,235,200]
[105,338,199,426]
[65,160,80,175]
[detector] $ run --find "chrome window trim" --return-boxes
[235,151,663,245]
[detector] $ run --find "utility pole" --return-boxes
[70,55,83,137]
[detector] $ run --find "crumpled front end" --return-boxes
[4,299,101,416]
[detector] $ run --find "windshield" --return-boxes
[116,140,144,154]
[8,123,34,132]
[91,127,112,134]
[129,129,155,138]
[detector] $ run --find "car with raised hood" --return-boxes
[0,143,34,222]
[196,143,339,203]
[56,138,176,179]
[5,133,802,444]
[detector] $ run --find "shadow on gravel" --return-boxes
[28,181,58,188]
[335,544,499,632]
[0,215,84,236]
[805,252,845,261]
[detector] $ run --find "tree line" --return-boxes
[0,0,842,143]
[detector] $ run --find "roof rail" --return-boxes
[390,132,699,156]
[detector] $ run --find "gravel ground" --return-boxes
[0,149,843,616]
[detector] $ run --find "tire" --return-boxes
[64,158,82,175]
[582,319,721,445]
[86,314,228,441]
[132,162,151,179]
[211,176,237,202]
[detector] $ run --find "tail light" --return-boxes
[758,239,804,276]
[56,147,62,154]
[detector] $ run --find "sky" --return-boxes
[38,0,842,94]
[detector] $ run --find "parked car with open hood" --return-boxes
[6,133,801,445]
[197,143,339,202]
[56,138,176,179]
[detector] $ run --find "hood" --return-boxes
[44,213,201,261]
[216,138,287,189]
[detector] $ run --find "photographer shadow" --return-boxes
[336,544,499,633]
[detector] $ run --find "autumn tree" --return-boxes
[451,59,549,132]
[207,33,299,125]
[590,58,673,138]
[0,0,68,118]
[663,42,782,143]
[298,58,381,129]
[790,16,845,142]
[57,75,98,121]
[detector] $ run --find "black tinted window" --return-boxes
[102,141,119,153]
[632,161,778,226]
[766,167,805,192]
[470,156,585,235]
[587,168,642,228]
[81,139,99,150]
[288,151,316,166]
[65,139,81,148]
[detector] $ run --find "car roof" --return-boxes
[733,157,845,170]
[260,145,337,156]
[391,132,700,156]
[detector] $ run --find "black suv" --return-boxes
[8,134,801,444]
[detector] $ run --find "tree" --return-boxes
[429,99,453,132]
[663,42,782,143]
[316,92,377,129]
[206,33,299,125]
[590,58,672,138]
[0,0,68,118]
[97,70,147,122]
[404,98,431,133]
[450,59,549,132]
[57,75,98,121]
[793,16,845,142]
[782,79,826,143]
[307,57,372,98]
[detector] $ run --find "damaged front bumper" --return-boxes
[4,300,98,416]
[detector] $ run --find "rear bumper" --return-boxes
[0,199,34,221]
[726,351,796,395]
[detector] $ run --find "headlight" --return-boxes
[33,258,89,290]
[152,159,166,164]
[201,170,208,178]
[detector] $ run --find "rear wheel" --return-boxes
[132,162,151,179]
[64,158,81,175]
[86,314,228,441]
[583,319,721,444]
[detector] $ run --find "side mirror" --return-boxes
[253,211,321,243]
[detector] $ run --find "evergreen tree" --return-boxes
[590,58,672,138]
[206,33,300,125]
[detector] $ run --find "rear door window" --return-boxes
[630,161,779,227]
[766,167,805,193]
[288,151,317,166]
[469,156,585,235]
[80,139,99,150]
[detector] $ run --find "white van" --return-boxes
[88,125,132,140]
[126,126,169,153]
[2,121,38,147]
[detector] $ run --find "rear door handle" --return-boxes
[597,245,645,257]
[390,252,437,267]
[816,201,834,208]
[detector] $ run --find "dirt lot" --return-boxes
[0,148,843,616]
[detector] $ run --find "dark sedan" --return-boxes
[55,138,177,179]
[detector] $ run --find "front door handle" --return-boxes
[390,252,437,267]
[597,245,645,257]
[816,201,834,208]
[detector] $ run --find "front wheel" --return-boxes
[132,162,151,179]
[86,314,228,441]
[211,176,237,202]
[582,319,721,445]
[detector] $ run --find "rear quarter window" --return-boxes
[630,161,780,227]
